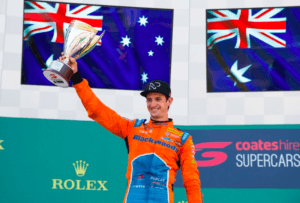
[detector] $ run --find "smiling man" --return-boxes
[142,80,173,121]
[61,55,203,203]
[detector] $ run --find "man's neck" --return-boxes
[150,115,169,122]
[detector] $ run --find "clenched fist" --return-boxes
[58,52,78,74]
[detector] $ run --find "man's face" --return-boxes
[146,92,172,120]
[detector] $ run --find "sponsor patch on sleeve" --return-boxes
[181,132,190,145]
[134,119,145,127]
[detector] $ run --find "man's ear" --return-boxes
[168,97,173,106]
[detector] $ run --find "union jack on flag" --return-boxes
[23,1,103,45]
[207,8,286,49]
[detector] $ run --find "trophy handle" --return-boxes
[77,30,105,60]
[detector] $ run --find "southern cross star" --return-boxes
[155,36,164,46]
[141,72,149,83]
[148,50,154,56]
[138,16,148,26]
[120,35,131,47]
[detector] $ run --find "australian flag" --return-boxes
[207,7,300,92]
[22,1,173,90]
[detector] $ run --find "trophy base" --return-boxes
[43,60,74,88]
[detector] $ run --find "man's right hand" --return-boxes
[58,52,78,74]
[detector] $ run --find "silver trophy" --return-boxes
[43,20,105,87]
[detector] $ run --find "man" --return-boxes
[59,55,203,203]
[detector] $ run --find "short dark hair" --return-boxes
[165,95,170,110]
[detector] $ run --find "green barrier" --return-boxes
[0,117,300,202]
[0,117,127,202]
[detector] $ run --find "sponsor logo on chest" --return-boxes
[133,135,179,153]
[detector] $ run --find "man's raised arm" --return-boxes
[61,55,134,139]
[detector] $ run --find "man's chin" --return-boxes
[150,114,160,120]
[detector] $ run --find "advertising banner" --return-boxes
[0,117,128,202]
[175,127,300,188]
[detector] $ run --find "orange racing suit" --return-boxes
[73,79,203,203]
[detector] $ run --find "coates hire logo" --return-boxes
[52,160,108,191]
[195,142,232,167]
[195,140,300,168]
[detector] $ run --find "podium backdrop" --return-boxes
[1,117,300,202]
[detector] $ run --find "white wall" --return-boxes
[1,0,300,125]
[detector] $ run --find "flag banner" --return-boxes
[22,1,173,90]
[206,7,300,92]
[174,128,300,188]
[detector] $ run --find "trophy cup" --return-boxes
[43,20,105,87]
